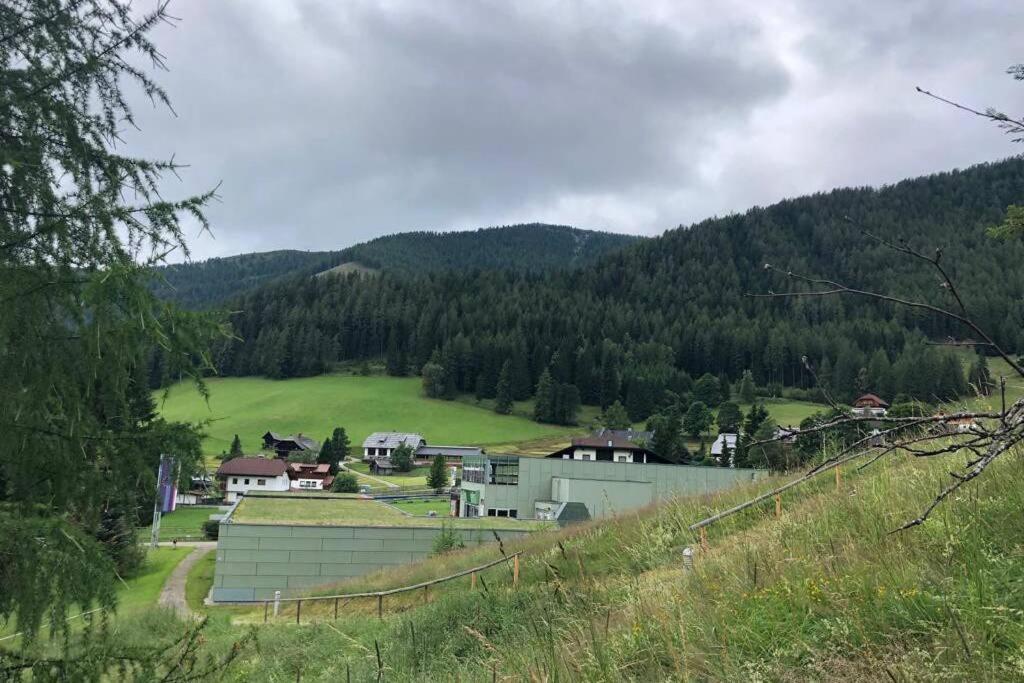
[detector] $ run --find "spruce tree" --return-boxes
[230,434,244,457]
[494,360,514,414]
[427,455,449,490]
[738,369,757,404]
[600,400,631,430]
[534,368,556,423]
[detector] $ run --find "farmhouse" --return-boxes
[216,457,290,502]
[288,462,334,491]
[362,432,425,460]
[851,394,889,417]
[262,431,319,459]
[459,453,765,522]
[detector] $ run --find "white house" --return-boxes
[362,432,425,461]
[851,394,889,417]
[216,457,290,503]
[711,433,739,465]
[549,436,669,464]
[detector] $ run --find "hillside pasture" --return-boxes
[156,374,587,462]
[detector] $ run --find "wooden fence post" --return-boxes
[264,601,269,624]
[334,597,339,621]
[424,585,429,604]
[471,571,477,590]
[699,526,708,551]
[296,599,302,625]
[513,554,520,587]
[774,494,782,518]
[377,594,383,620]
[835,465,841,491]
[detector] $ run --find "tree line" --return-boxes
[192,159,1024,423]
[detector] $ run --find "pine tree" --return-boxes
[427,455,449,490]
[683,401,713,444]
[392,444,415,472]
[738,369,756,404]
[554,383,581,425]
[716,401,742,434]
[534,368,556,423]
[693,374,722,407]
[230,434,244,457]
[969,353,993,395]
[385,328,406,376]
[494,360,514,414]
[600,400,631,430]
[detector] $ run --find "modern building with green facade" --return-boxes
[460,453,765,522]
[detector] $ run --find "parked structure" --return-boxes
[288,462,334,491]
[459,454,764,522]
[851,394,889,417]
[262,431,320,459]
[216,457,290,502]
[370,456,396,476]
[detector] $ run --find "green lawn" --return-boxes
[156,374,588,461]
[735,398,825,429]
[231,496,546,530]
[0,547,192,640]
[389,499,451,516]
[143,506,220,542]
[185,550,216,613]
[347,462,431,488]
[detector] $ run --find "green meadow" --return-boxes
[156,374,588,461]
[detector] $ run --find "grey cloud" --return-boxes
[123,1,1022,260]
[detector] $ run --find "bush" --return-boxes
[331,472,360,493]
[202,519,220,540]
[431,524,465,555]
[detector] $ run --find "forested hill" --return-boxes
[152,224,639,309]
[210,159,1024,420]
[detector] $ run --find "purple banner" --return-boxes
[157,455,177,513]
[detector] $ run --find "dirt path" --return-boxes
[159,542,216,617]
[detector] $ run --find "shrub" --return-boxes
[331,472,360,493]
[202,519,220,540]
[431,524,465,555]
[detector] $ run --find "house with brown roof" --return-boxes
[851,394,890,417]
[262,431,320,459]
[546,435,670,464]
[216,457,290,502]
[288,462,334,491]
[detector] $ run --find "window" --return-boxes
[487,509,497,516]
[615,454,630,463]
[232,477,238,484]
[582,454,592,461]
[486,508,517,518]
[244,478,250,485]
[257,479,265,485]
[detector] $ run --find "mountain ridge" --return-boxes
[152,223,641,309]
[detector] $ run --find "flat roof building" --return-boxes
[459,454,765,523]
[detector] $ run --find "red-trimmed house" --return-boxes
[216,457,290,502]
[851,394,889,417]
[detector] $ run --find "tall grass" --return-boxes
[118,448,1024,680]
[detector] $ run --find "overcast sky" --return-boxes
[125,0,1024,261]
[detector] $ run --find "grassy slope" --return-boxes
[387,499,450,516]
[185,551,217,613]
[231,496,544,530]
[157,373,827,465]
[160,441,1024,680]
[156,374,587,461]
[143,506,220,542]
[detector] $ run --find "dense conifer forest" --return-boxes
[201,159,1024,423]
[153,224,639,309]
